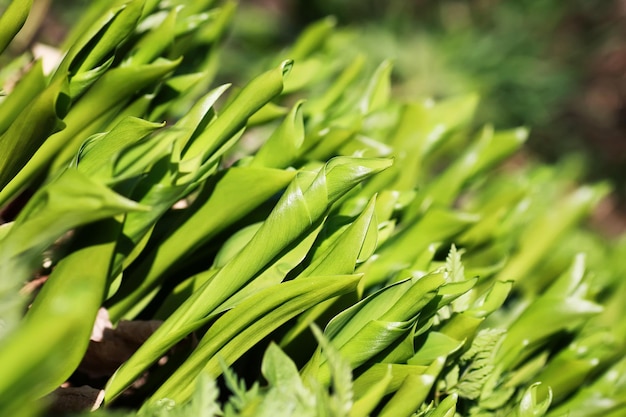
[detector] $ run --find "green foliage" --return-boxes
[0,1,624,417]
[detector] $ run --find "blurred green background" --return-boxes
[4,0,626,214]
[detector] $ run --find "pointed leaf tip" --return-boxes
[281,59,294,76]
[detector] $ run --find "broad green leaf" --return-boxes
[304,125,360,162]
[53,58,182,167]
[361,94,478,194]
[436,277,478,309]
[1,59,180,205]
[107,166,295,320]
[251,100,305,169]
[59,0,127,52]
[323,279,412,347]
[546,356,626,417]
[0,169,146,325]
[0,0,33,54]
[458,179,527,246]
[543,253,587,298]
[73,116,165,182]
[407,126,528,215]
[497,183,610,290]
[517,383,552,417]
[426,393,458,417]
[125,6,178,66]
[350,364,392,417]
[247,102,289,126]
[379,272,446,322]
[353,363,428,399]
[75,0,145,74]
[0,60,46,136]
[0,218,119,402]
[158,83,230,156]
[68,56,114,99]
[212,223,323,314]
[497,296,603,370]
[359,60,393,115]
[378,357,446,417]
[409,332,464,366]
[105,156,391,401]
[317,320,414,387]
[285,16,336,61]
[282,58,331,93]
[148,72,208,120]
[533,355,597,404]
[311,273,443,386]
[0,76,69,195]
[439,313,484,345]
[302,196,378,278]
[390,94,479,155]
[358,208,478,288]
[305,54,366,117]
[280,197,378,348]
[148,275,360,405]
[183,60,294,162]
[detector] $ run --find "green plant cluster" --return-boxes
[0,1,625,416]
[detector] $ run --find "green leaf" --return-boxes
[279,197,379,346]
[426,393,458,417]
[409,332,464,366]
[0,218,120,403]
[352,363,428,399]
[311,324,354,417]
[105,157,390,401]
[0,76,70,195]
[147,275,360,405]
[358,208,478,288]
[68,56,114,99]
[251,100,305,169]
[107,165,295,320]
[497,183,610,290]
[73,116,165,182]
[497,296,603,371]
[1,59,180,206]
[0,60,46,136]
[0,169,147,334]
[305,54,366,117]
[378,357,446,417]
[285,16,336,61]
[359,60,393,115]
[75,0,145,74]
[54,58,182,167]
[517,383,552,417]
[125,6,178,66]
[372,94,479,193]
[0,0,33,54]
[407,126,528,215]
[310,272,443,385]
[349,364,392,417]
[182,60,294,162]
